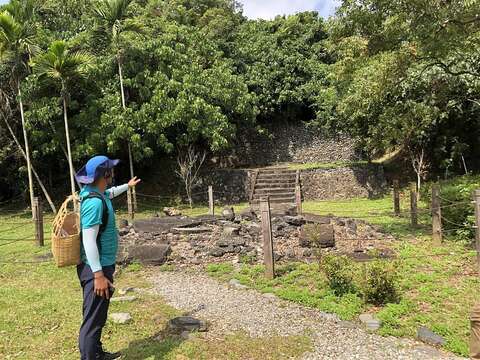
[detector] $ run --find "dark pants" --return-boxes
[77,263,115,360]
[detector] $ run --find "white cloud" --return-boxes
[239,0,340,20]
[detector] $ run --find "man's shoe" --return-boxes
[97,351,121,360]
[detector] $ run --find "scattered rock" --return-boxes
[417,326,446,346]
[239,208,256,221]
[118,219,129,228]
[167,316,207,333]
[110,313,132,324]
[232,237,246,247]
[172,226,212,234]
[302,248,313,257]
[191,258,201,265]
[223,226,240,236]
[216,238,230,247]
[284,215,306,226]
[209,247,225,257]
[164,207,182,217]
[222,207,235,221]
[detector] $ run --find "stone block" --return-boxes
[127,244,172,265]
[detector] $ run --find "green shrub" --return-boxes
[423,176,478,241]
[322,255,356,296]
[363,260,400,305]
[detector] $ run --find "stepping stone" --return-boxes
[263,293,277,301]
[167,316,207,333]
[359,313,374,323]
[110,296,137,303]
[365,319,382,331]
[229,279,248,290]
[359,313,382,331]
[118,287,135,296]
[417,326,445,346]
[110,313,132,324]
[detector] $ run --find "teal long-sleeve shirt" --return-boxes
[80,184,128,272]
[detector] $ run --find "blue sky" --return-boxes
[239,0,341,19]
[0,0,340,18]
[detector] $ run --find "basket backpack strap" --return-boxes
[83,192,109,252]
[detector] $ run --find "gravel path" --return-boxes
[149,271,464,360]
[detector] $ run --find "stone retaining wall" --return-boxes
[212,122,364,168]
[300,165,387,200]
[197,164,386,204]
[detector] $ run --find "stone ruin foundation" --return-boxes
[117,207,397,266]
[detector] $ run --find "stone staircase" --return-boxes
[250,168,298,207]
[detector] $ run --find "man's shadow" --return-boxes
[119,331,185,360]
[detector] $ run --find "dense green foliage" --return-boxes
[1,0,479,199]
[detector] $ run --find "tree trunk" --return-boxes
[3,115,57,213]
[417,173,421,202]
[17,81,35,217]
[62,84,76,203]
[118,57,137,210]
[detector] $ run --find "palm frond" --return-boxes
[94,0,133,24]
[32,40,94,82]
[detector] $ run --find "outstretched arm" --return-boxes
[106,177,141,199]
[106,184,129,199]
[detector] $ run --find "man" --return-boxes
[472,304,480,359]
[75,155,141,360]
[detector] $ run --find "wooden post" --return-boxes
[208,186,214,216]
[431,183,442,245]
[295,185,302,215]
[393,179,400,216]
[473,190,480,271]
[260,197,275,279]
[32,197,44,247]
[410,182,418,228]
[127,187,134,221]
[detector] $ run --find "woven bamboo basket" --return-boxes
[51,194,81,267]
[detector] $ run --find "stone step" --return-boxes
[254,187,296,195]
[251,195,295,202]
[255,178,296,184]
[255,183,296,190]
[256,174,297,181]
[251,197,295,204]
[257,168,295,175]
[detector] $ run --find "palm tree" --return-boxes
[0,1,38,216]
[94,0,140,209]
[32,40,93,199]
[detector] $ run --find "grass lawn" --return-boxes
[0,205,309,360]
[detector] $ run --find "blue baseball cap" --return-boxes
[75,155,120,184]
